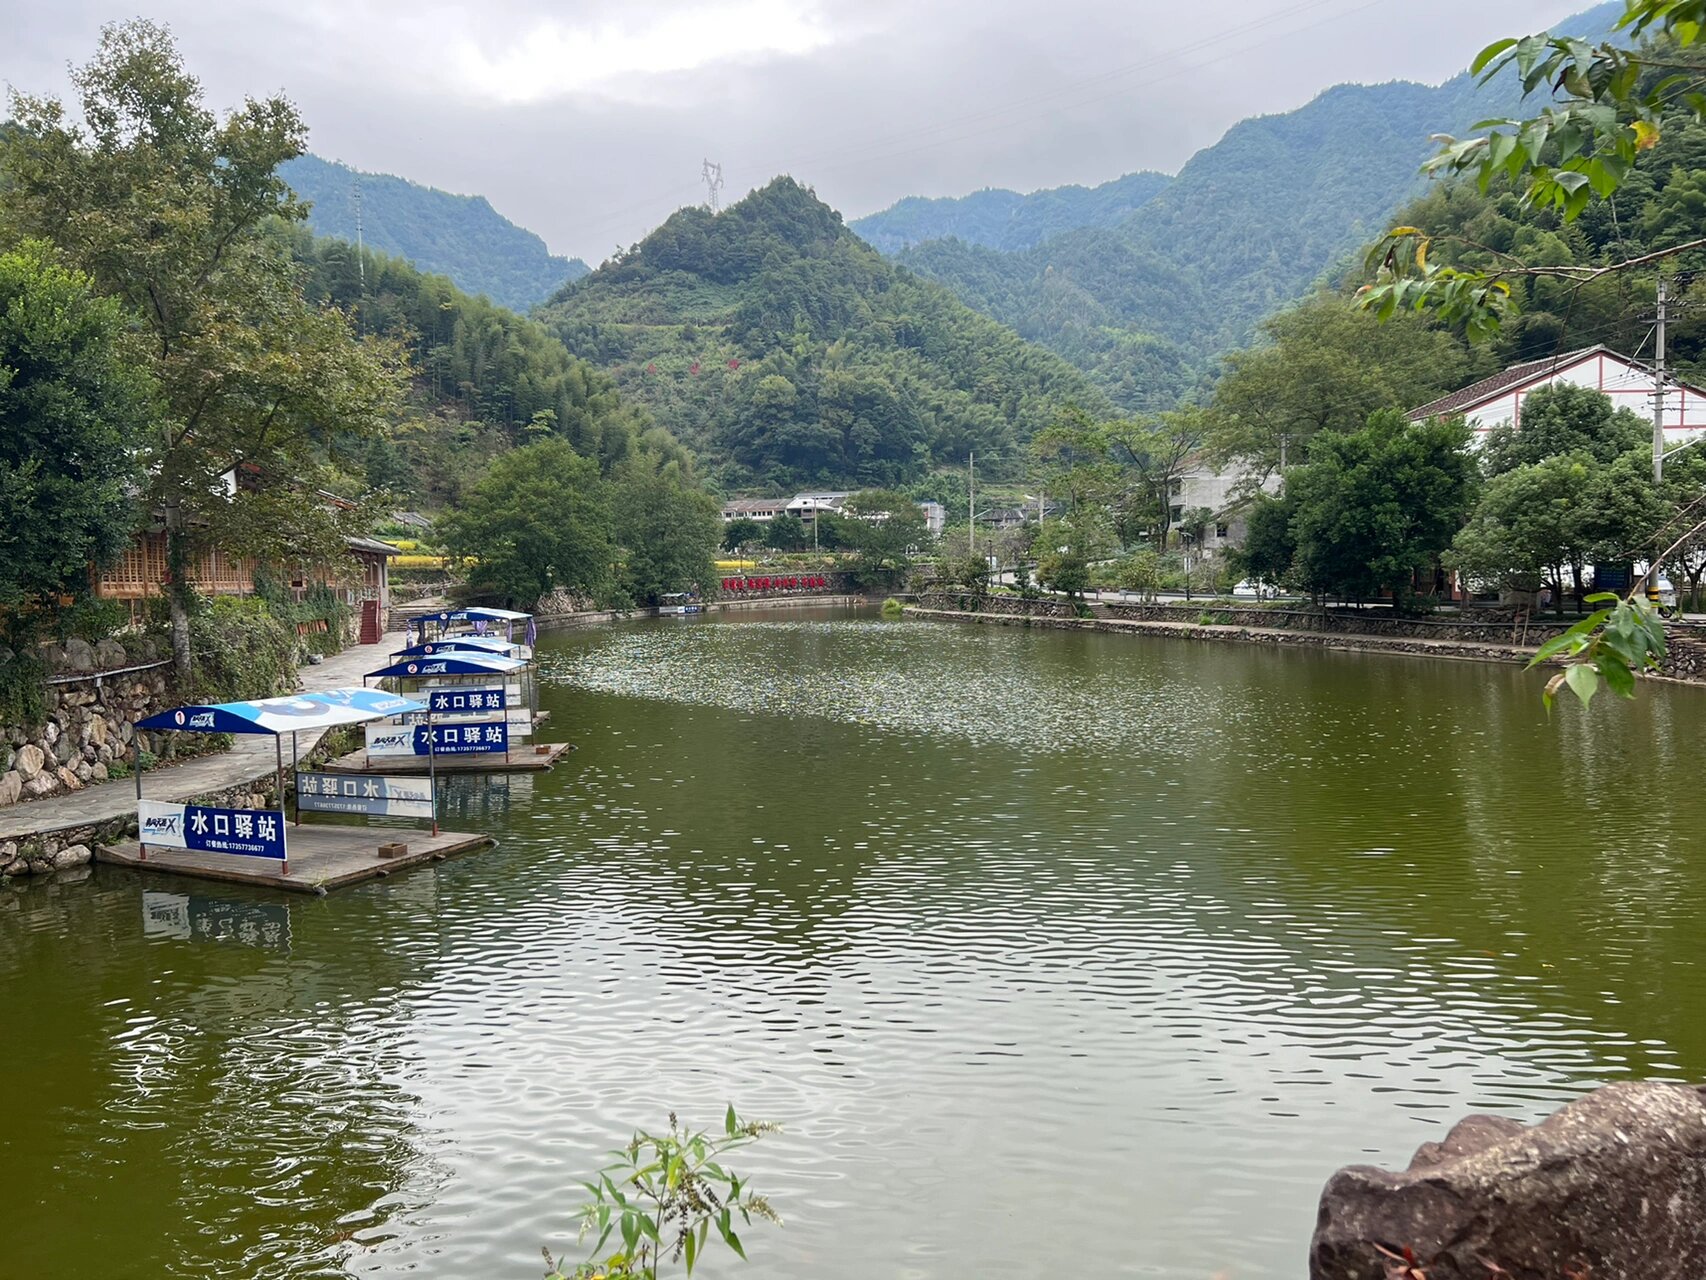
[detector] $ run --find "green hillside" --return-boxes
[535,177,1109,489]
[891,3,1623,409]
[850,170,1172,254]
[283,227,663,511]
[280,154,589,312]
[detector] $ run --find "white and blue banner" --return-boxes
[138,800,287,860]
[365,721,510,757]
[428,687,507,714]
[296,771,435,819]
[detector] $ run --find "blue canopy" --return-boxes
[390,637,523,659]
[136,687,427,736]
[366,653,528,680]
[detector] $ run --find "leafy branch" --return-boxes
[544,1107,781,1280]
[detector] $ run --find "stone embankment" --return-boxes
[0,636,179,812]
[909,593,1706,683]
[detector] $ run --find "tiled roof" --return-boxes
[1406,346,1607,420]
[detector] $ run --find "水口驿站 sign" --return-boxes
[137,800,286,860]
[296,771,434,819]
[428,687,506,714]
[364,722,509,756]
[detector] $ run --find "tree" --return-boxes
[1235,493,1300,591]
[0,240,155,615]
[613,460,721,605]
[1209,295,1474,478]
[1284,410,1478,606]
[1450,454,1598,604]
[438,440,612,607]
[1361,3,1706,336]
[763,513,810,551]
[1,21,405,674]
[721,516,764,556]
[840,490,928,588]
[1105,408,1210,548]
[1480,383,1650,475]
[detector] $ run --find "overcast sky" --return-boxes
[5,0,1592,263]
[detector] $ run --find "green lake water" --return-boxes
[3,604,1704,1278]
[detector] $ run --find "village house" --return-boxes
[1406,344,1706,441]
[723,492,946,537]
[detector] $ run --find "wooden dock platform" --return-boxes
[97,824,494,894]
[317,740,575,775]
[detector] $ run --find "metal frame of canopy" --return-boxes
[132,687,435,872]
[365,651,537,726]
[407,607,537,652]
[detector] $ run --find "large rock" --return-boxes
[62,637,95,673]
[94,638,127,669]
[55,766,82,792]
[0,772,19,807]
[13,743,44,782]
[1311,1081,1706,1280]
[51,844,91,870]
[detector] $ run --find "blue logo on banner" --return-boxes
[183,804,286,860]
[429,687,507,714]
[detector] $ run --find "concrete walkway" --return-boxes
[0,630,404,842]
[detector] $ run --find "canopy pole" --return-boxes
[291,731,300,826]
[134,741,146,861]
[275,734,288,876]
[427,702,440,836]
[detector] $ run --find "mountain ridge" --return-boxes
[279,154,589,313]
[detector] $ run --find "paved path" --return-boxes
[0,631,404,841]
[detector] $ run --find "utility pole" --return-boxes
[353,177,366,293]
[1279,433,1289,475]
[1654,275,1669,482]
[968,452,975,558]
[702,159,724,213]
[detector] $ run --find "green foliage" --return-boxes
[187,596,300,702]
[1530,591,1668,708]
[840,489,930,589]
[545,1107,780,1280]
[279,154,589,312]
[290,228,662,506]
[935,552,991,594]
[0,239,154,611]
[1362,4,1706,335]
[536,177,1107,489]
[438,439,613,607]
[1208,294,1479,476]
[721,517,764,554]
[1449,385,1671,602]
[1,21,408,674]
[613,459,722,607]
[762,513,810,551]
[0,646,48,727]
[52,597,128,646]
[881,597,906,618]
[1113,549,1164,598]
[1281,409,1480,604]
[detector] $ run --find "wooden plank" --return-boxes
[97,824,494,894]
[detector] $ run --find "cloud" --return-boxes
[4,0,1594,263]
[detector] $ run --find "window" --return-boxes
[1169,505,1184,523]
[1215,523,1229,539]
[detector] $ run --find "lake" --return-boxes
[3,604,1703,1278]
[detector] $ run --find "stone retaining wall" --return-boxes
[0,636,179,811]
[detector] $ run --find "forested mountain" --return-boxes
[280,155,590,312]
[283,227,667,509]
[850,170,1172,254]
[887,2,1624,410]
[535,177,1108,489]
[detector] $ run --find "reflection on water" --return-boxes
[142,891,293,950]
[3,606,1705,1279]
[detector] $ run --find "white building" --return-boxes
[719,498,790,523]
[1172,461,1279,551]
[1406,344,1706,443]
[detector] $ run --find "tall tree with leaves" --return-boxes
[613,459,722,605]
[0,21,404,675]
[0,240,155,617]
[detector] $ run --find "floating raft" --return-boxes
[98,824,494,894]
[318,739,575,776]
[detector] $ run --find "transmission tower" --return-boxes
[702,159,724,213]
